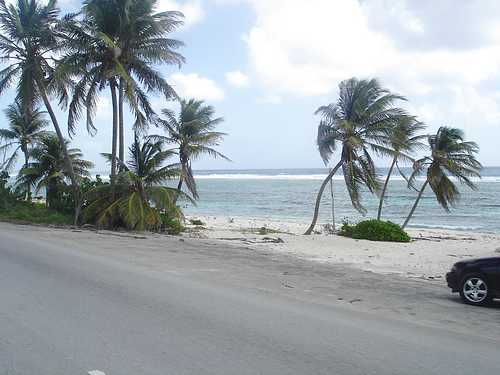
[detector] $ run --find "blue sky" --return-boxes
[2,0,500,173]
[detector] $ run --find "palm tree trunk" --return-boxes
[377,156,397,221]
[118,78,125,169]
[173,177,183,205]
[402,180,429,229]
[329,175,335,231]
[23,150,30,201]
[304,161,343,235]
[35,77,81,226]
[109,80,119,185]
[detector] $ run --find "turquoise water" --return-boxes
[181,167,500,233]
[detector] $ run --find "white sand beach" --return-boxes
[184,215,500,281]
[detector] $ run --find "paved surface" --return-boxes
[0,223,499,375]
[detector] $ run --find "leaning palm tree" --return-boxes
[304,78,412,235]
[0,101,48,198]
[84,135,191,230]
[17,134,93,210]
[157,98,230,202]
[0,0,81,223]
[376,117,427,220]
[402,127,482,229]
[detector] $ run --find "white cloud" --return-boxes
[233,0,500,163]
[225,70,250,87]
[171,73,225,101]
[156,0,204,28]
[240,0,500,110]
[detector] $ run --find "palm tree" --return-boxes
[62,0,184,180]
[0,0,82,223]
[402,127,481,229]
[18,134,93,210]
[114,0,185,163]
[157,98,230,202]
[0,101,48,198]
[304,78,411,235]
[84,135,191,230]
[376,117,426,220]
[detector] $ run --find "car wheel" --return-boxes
[459,273,492,306]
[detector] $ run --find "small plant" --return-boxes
[160,214,184,235]
[189,219,205,226]
[339,219,410,242]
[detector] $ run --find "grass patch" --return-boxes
[339,219,410,243]
[0,202,72,225]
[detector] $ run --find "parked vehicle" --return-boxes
[446,257,500,305]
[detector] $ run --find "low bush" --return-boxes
[189,219,205,226]
[339,219,410,243]
[160,213,184,235]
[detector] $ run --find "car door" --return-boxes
[483,258,500,293]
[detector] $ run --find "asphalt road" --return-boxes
[1,224,499,375]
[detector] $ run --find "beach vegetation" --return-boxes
[0,101,49,199]
[402,127,482,229]
[156,98,230,202]
[83,135,192,231]
[340,219,411,243]
[189,219,205,226]
[61,0,185,182]
[305,78,413,235]
[376,116,427,220]
[0,171,72,224]
[0,0,83,224]
[16,134,93,212]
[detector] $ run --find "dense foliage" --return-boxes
[340,220,411,243]
[83,136,191,231]
[0,171,72,224]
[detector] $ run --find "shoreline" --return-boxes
[184,215,500,281]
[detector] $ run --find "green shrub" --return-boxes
[160,213,184,235]
[189,219,205,226]
[339,219,410,243]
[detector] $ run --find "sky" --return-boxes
[2,0,500,173]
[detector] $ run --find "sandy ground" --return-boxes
[184,215,500,280]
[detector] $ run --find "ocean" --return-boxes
[179,167,500,233]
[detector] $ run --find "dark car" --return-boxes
[446,257,500,305]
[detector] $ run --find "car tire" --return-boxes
[459,273,492,306]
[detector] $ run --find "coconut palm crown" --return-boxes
[402,126,482,228]
[17,134,93,208]
[157,98,230,201]
[0,101,48,172]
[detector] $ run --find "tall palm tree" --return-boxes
[304,78,411,235]
[376,117,426,220]
[0,101,48,198]
[157,98,230,202]
[62,0,184,180]
[402,127,481,229]
[84,135,190,230]
[0,0,81,223]
[18,134,93,210]
[114,0,185,163]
